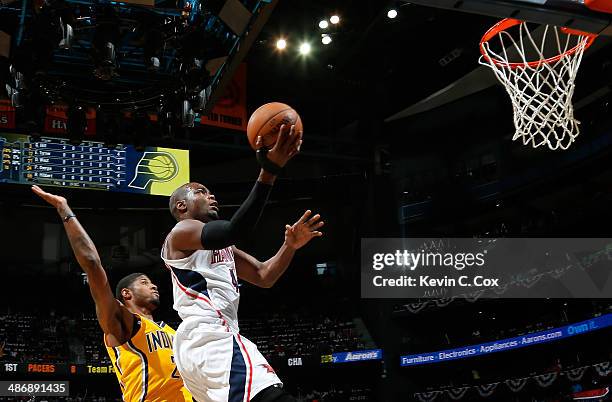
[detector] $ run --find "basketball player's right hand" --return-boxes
[256,124,302,167]
[31,185,68,210]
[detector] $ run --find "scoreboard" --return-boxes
[0,134,189,196]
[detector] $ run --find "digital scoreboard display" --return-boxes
[0,134,189,196]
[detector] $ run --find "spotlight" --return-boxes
[299,43,311,55]
[318,19,329,29]
[330,15,340,24]
[142,14,162,71]
[181,100,195,128]
[6,65,25,108]
[321,34,332,45]
[191,87,208,113]
[182,58,208,94]
[276,38,287,50]
[67,105,87,146]
[58,19,74,49]
[28,0,75,71]
[158,106,176,141]
[387,9,398,19]
[51,0,76,49]
[91,6,120,80]
[144,31,162,71]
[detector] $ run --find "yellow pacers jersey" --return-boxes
[104,315,192,402]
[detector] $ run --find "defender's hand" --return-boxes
[284,210,324,250]
[32,185,68,210]
[256,124,302,168]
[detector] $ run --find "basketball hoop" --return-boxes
[479,19,597,150]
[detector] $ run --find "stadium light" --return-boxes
[299,42,311,55]
[276,38,287,50]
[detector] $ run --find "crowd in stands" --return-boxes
[294,385,372,402]
[240,314,363,359]
[399,153,499,205]
[0,311,69,363]
[394,299,611,348]
[0,310,362,366]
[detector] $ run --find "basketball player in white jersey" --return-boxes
[162,125,323,402]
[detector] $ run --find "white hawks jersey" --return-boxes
[161,236,241,333]
[160,234,282,402]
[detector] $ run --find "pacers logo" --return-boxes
[128,151,178,190]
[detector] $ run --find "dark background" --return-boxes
[1,0,612,401]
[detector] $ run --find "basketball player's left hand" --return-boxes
[31,185,68,209]
[285,210,324,250]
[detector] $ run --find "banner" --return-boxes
[44,105,97,136]
[1,363,115,376]
[401,314,612,366]
[200,63,247,131]
[322,349,383,364]
[414,361,611,400]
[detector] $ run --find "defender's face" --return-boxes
[131,275,160,308]
[186,184,219,222]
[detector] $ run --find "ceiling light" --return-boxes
[321,35,332,45]
[299,42,311,55]
[276,38,287,50]
[387,9,398,19]
[318,20,329,29]
[330,15,340,24]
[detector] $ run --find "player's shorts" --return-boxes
[174,319,282,402]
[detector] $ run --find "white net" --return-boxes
[479,20,596,150]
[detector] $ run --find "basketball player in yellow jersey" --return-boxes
[32,185,192,402]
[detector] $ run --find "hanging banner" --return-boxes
[44,105,97,136]
[200,63,247,131]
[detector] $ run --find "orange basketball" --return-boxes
[246,102,303,150]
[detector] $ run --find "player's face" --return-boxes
[131,275,160,308]
[187,184,219,222]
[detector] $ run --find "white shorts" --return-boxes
[174,321,282,402]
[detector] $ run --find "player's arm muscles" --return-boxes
[58,204,134,346]
[233,245,296,288]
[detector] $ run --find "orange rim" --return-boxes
[479,18,598,69]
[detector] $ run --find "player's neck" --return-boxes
[128,305,154,321]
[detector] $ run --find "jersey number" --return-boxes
[229,268,239,292]
[170,355,180,379]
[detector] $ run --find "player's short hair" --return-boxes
[115,273,146,302]
[169,183,191,221]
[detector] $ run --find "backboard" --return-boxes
[403,0,612,35]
